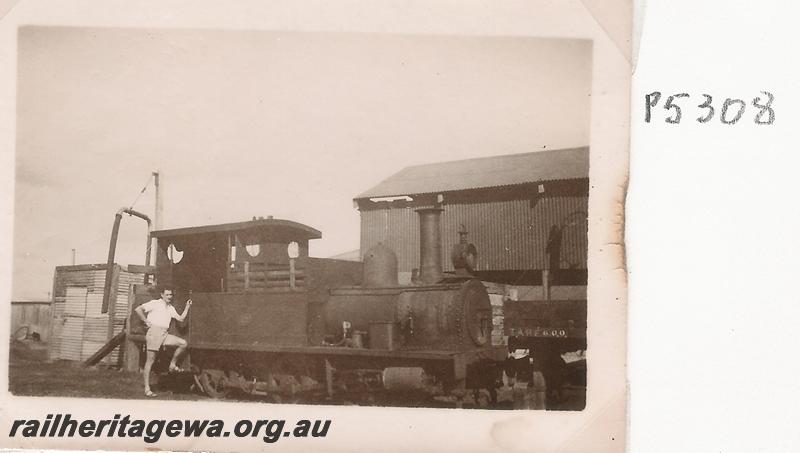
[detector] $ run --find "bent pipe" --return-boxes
[101,207,152,314]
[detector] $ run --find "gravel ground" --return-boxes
[7,341,505,407]
[8,340,203,401]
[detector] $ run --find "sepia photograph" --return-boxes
[11,25,590,409]
[1,1,629,451]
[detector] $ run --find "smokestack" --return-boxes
[416,207,444,284]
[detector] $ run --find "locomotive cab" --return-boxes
[152,216,319,294]
[150,217,362,348]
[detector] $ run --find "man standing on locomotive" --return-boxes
[134,287,192,397]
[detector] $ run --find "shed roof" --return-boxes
[355,147,589,200]
[151,218,321,241]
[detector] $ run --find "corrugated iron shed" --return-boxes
[355,147,589,282]
[356,147,589,200]
[50,264,144,364]
[359,193,588,274]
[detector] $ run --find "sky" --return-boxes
[13,26,590,300]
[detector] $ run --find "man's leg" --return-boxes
[164,335,188,369]
[143,350,157,393]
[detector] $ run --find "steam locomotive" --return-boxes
[136,208,506,405]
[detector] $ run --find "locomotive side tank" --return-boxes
[325,281,491,351]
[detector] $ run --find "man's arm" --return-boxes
[134,304,151,328]
[173,300,192,322]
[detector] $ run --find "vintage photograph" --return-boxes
[8,26,593,412]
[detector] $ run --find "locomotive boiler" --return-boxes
[325,209,491,354]
[136,208,504,405]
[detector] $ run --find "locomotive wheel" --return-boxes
[198,370,231,399]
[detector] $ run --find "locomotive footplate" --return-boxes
[189,342,505,381]
[189,343,506,388]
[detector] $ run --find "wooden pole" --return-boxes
[153,171,162,231]
[48,268,59,361]
[123,284,140,372]
[150,171,162,273]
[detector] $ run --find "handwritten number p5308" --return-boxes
[645,91,775,125]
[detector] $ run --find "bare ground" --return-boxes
[8,340,203,401]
